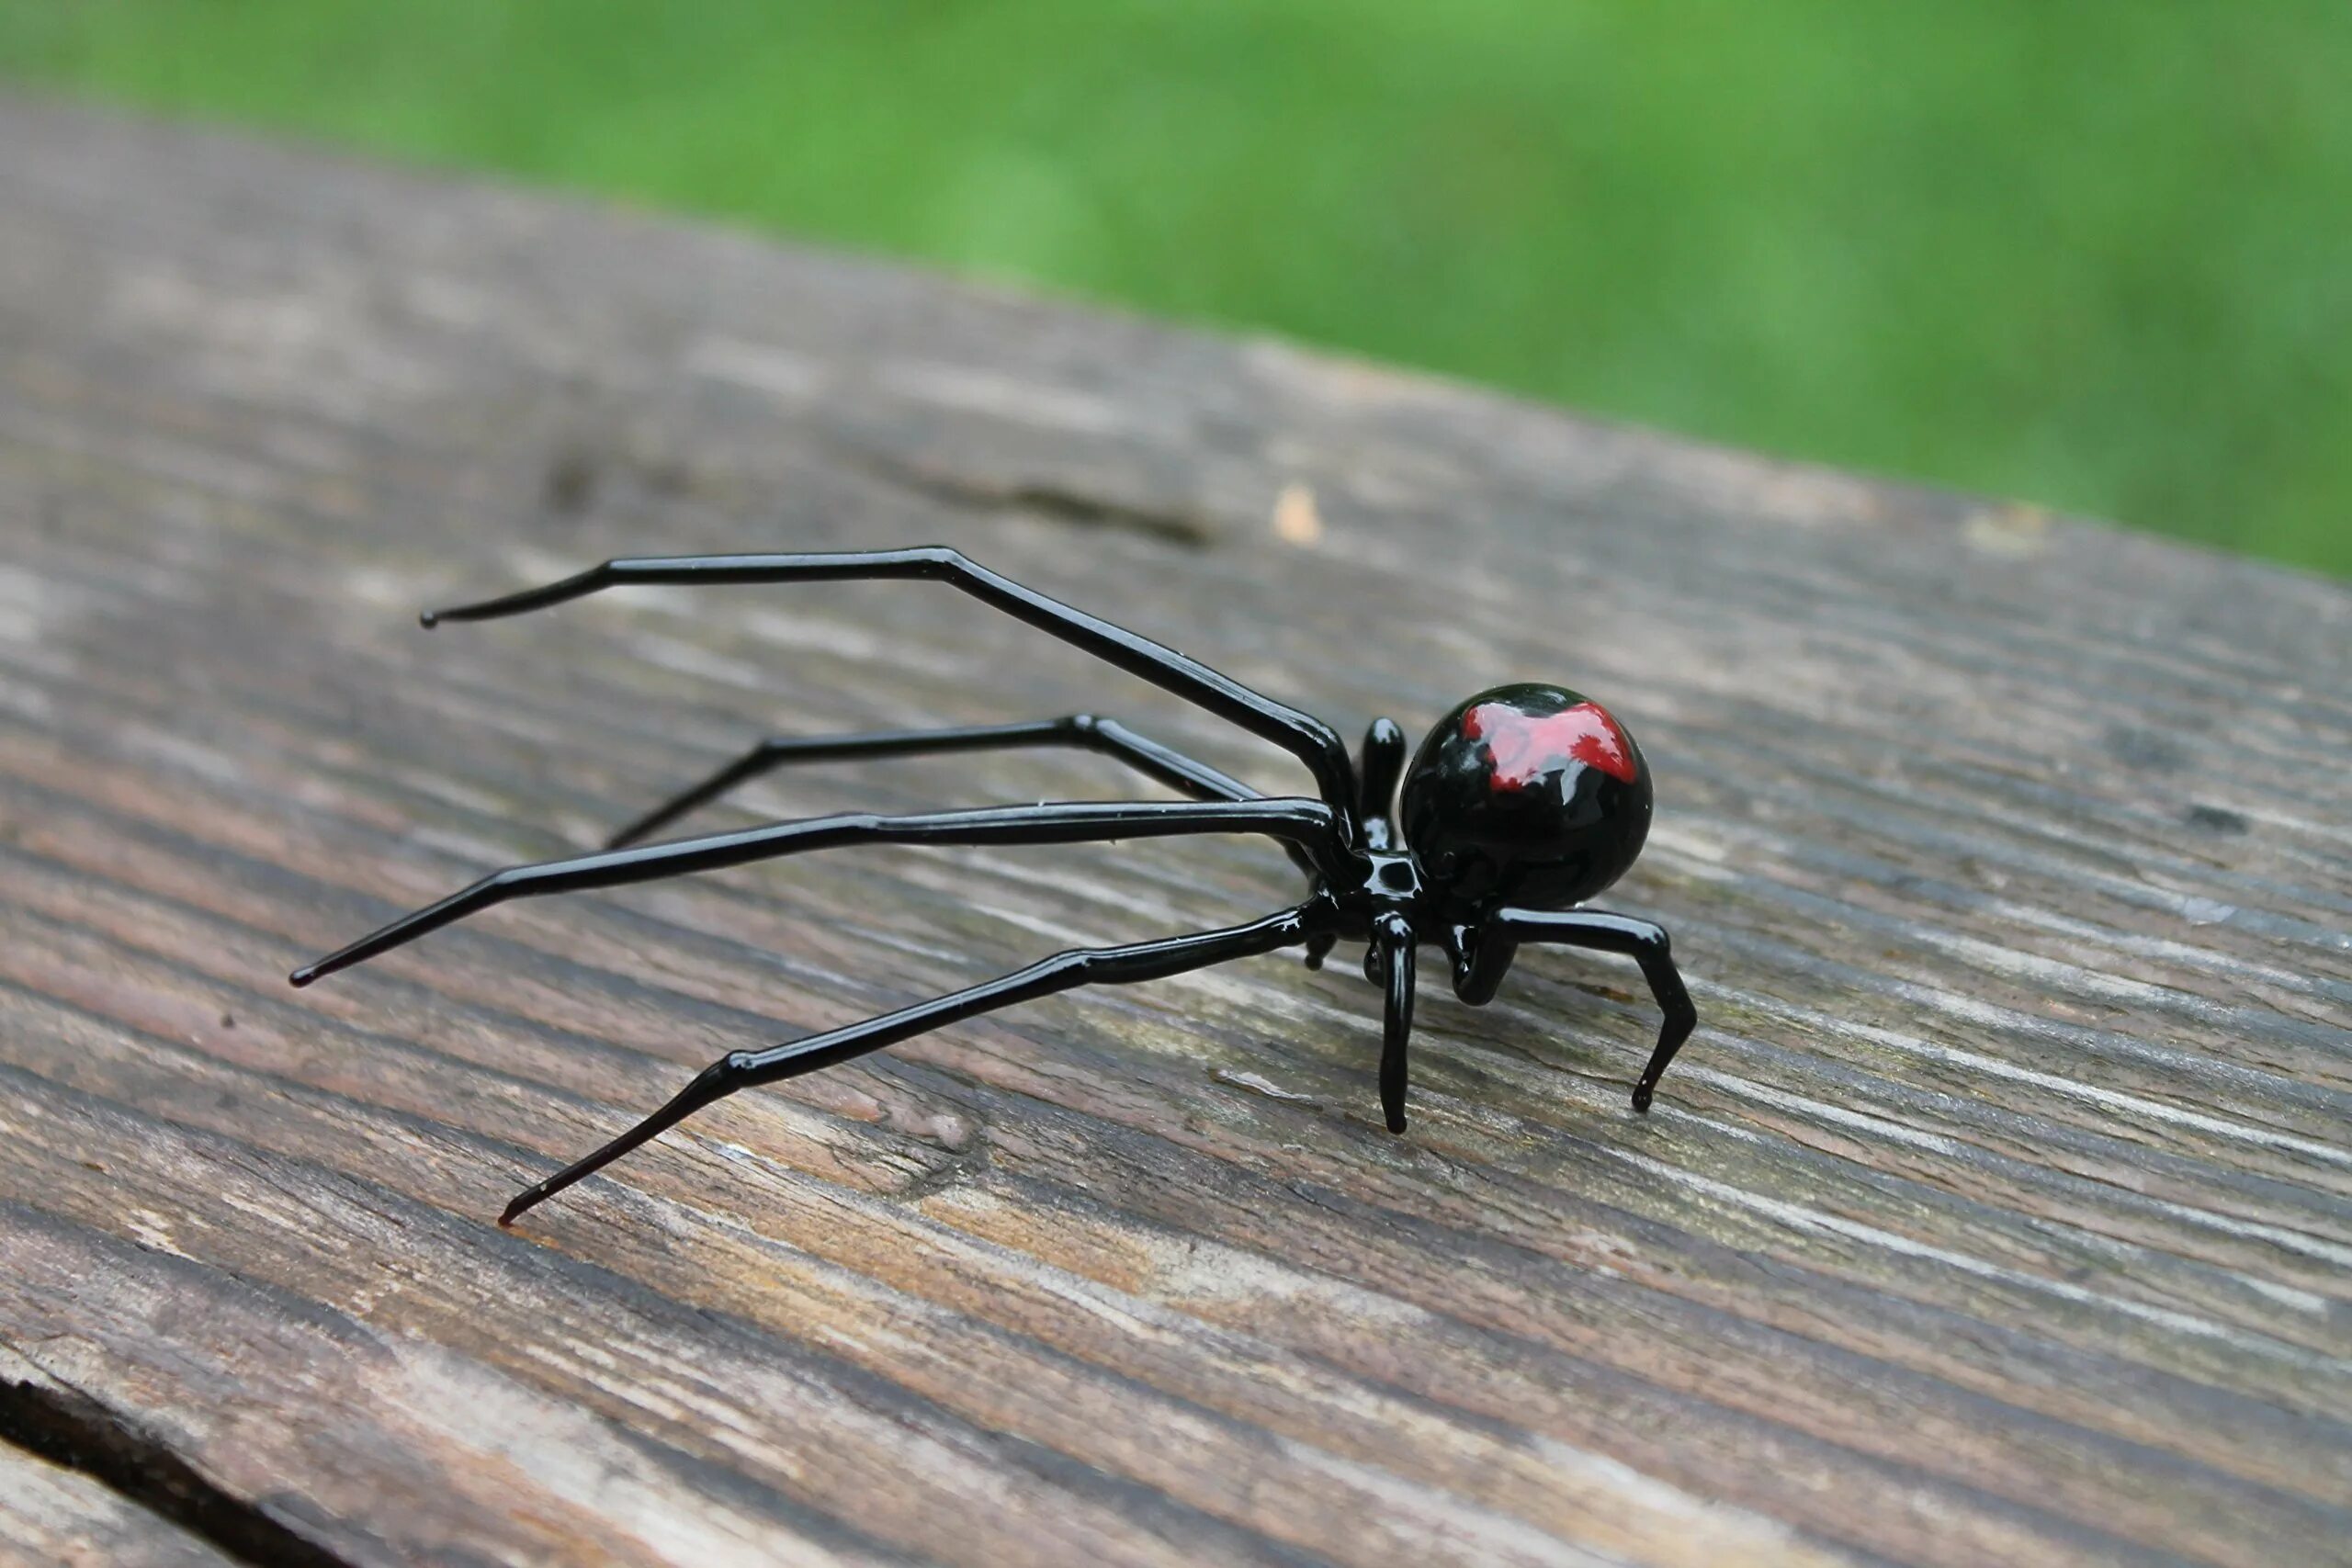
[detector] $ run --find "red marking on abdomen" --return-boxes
[1464,702,1637,790]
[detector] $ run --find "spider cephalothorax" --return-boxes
[292,549,1695,1224]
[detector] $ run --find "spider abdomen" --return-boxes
[1400,682,1652,912]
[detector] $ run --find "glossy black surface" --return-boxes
[289,797,1345,988]
[598,712,1321,881]
[1400,682,1653,916]
[423,548,1360,831]
[295,550,1695,1223]
[501,901,1327,1226]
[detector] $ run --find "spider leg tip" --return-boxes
[417,608,442,628]
[1631,1086,1655,1113]
[288,964,318,987]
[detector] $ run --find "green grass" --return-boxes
[6,2,2346,574]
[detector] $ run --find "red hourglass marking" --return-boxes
[1463,702,1637,791]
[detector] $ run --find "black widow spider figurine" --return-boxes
[290,548,1696,1225]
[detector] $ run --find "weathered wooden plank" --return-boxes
[0,96,2345,1566]
[0,1347,335,1568]
[0,1442,241,1568]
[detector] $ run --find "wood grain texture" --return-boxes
[0,1444,240,1568]
[0,97,2346,1567]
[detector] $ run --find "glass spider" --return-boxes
[290,548,1696,1225]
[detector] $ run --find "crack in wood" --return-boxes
[0,1372,351,1568]
[842,447,1217,549]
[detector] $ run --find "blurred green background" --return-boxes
[5,3,2346,574]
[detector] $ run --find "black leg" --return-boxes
[1372,910,1416,1133]
[1355,718,1407,850]
[291,796,1345,987]
[1492,908,1697,1111]
[422,548,1359,829]
[502,898,1331,1224]
[606,714,1261,849]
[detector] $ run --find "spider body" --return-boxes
[1401,682,1653,917]
[292,549,1695,1225]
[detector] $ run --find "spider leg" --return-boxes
[501,898,1332,1224]
[290,797,1344,987]
[609,715,1256,849]
[1372,911,1417,1132]
[1355,718,1407,850]
[605,714,1314,873]
[1491,908,1697,1112]
[422,548,1358,829]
